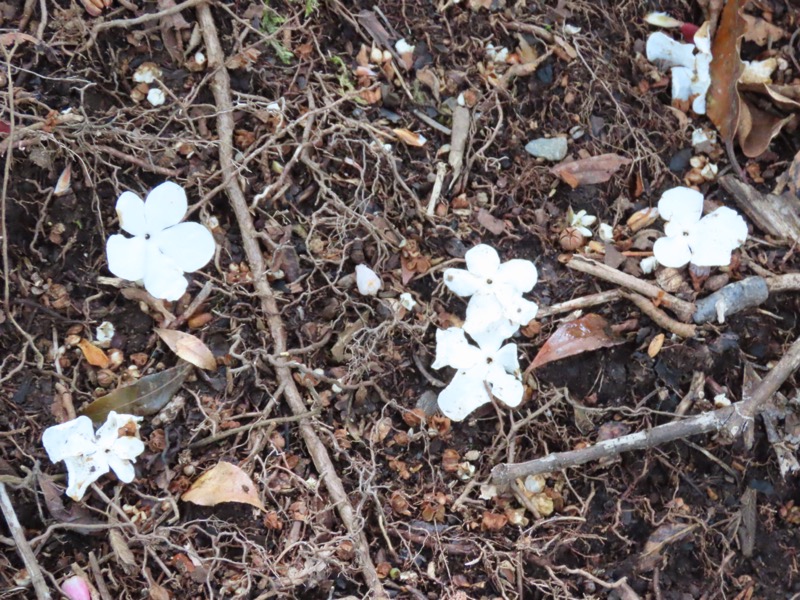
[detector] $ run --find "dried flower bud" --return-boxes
[559,227,585,251]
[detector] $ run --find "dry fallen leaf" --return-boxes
[77,339,110,368]
[481,510,508,532]
[392,128,427,147]
[638,522,698,571]
[742,14,786,46]
[181,462,265,510]
[707,0,745,169]
[54,164,71,196]
[737,100,793,159]
[476,208,506,235]
[154,328,217,371]
[529,314,626,371]
[551,154,631,188]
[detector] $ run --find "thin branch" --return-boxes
[0,483,52,599]
[621,291,697,338]
[196,4,386,596]
[567,255,695,322]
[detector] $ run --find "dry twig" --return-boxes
[196,4,386,595]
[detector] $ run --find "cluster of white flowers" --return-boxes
[432,245,538,421]
[652,186,748,269]
[42,412,145,501]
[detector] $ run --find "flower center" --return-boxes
[144,233,151,240]
[486,278,493,285]
[486,357,493,364]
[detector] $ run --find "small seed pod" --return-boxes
[559,227,585,251]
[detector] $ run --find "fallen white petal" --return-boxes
[147,88,166,107]
[485,365,524,408]
[599,223,614,242]
[115,191,147,236]
[494,258,538,293]
[463,294,506,341]
[693,21,712,55]
[500,294,539,327]
[132,62,162,84]
[740,58,778,84]
[355,264,382,296]
[144,181,187,233]
[432,327,482,370]
[143,245,188,300]
[493,342,520,373]
[106,234,148,282]
[443,268,482,297]
[437,370,491,421]
[42,416,96,463]
[646,32,696,69]
[658,186,704,223]
[671,66,694,101]
[464,244,500,279]
[640,255,659,274]
[155,222,215,273]
[464,306,519,352]
[395,38,415,55]
[645,12,683,28]
[399,292,417,311]
[653,235,693,268]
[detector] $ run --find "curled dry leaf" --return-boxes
[529,314,626,371]
[80,362,192,424]
[392,128,427,147]
[77,339,110,368]
[638,522,698,571]
[54,165,71,196]
[481,510,508,532]
[707,0,745,166]
[551,154,632,188]
[181,461,265,510]
[154,328,217,370]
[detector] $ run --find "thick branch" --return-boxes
[196,4,386,596]
[493,333,800,487]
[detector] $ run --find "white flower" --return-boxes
[568,208,597,237]
[486,43,509,63]
[147,88,166,107]
[106,182,215,301]
[42,412,145,501]
[653,187,748,268]
[432,325,523,421]
[399,292,417,311]
[443,244,538,336]
[646,23,712,114]
[355,264,382,296]
[598,223,614,243]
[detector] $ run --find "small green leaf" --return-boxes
[80,362,192,424]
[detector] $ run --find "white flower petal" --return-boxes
[96,411,141,446]
[493,342,520,373]
[115,191,147,236]
[671,66,693,101]
[646,32,696,69]
[42,416,96,462]
[437,370,492,421]
[463,294,506,340]
[355,264,382,296]
[106,454,136,483]
[576,226,593,238]
[645,12,683,28]
[111,436,145,462]
[495,259,538,293]
[653,235,693,268]
[432,327,482,370]
[658,187,704,223]
[156,222,215,273]
[143,246,188,300]
[63,454,109,502]
[465,309,519,352]
[500,294,539,327]
[485,366,524,408]
[696,207,748,249]
[464,244,500,278]
[144,181,187,233]
[640,255,659,274]
[106,235,148,281]
[693,22,712,55]
[443,268,483,297]
[689,236,731,267]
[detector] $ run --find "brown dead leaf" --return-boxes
[0,32,38,46]
[77,339,110,368]
[154,328,217,371]
[181,462,265,510]
[529,314,625,371]
[481,511,508,532]
[737,100,793,158]
[638,522,698,571]
[707,0,745,168]
[742,14,786,46]
[551,154,631,188]
[476,208,506,235]
[392,128,427,147]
